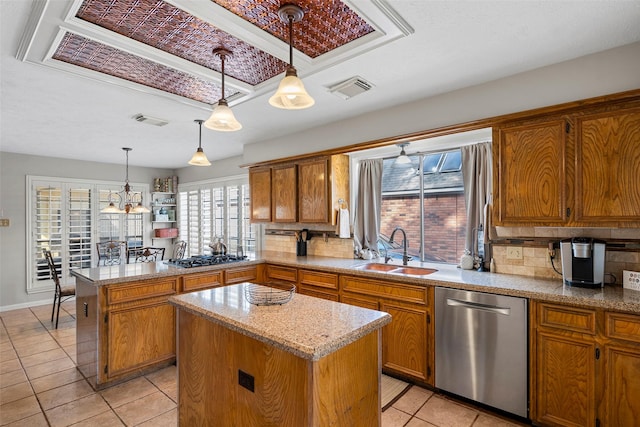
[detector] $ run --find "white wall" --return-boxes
[242,41,640,164]
[0,152,172,310]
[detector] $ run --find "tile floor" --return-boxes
[1,302,529,426]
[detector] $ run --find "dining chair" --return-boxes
[43,248,75,329]
[172,240,187,259]
[96,240,126,266]
[131,247,165,263]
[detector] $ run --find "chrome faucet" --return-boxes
[389,226,409,265]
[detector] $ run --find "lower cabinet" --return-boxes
[532,302,640,426]
[297,269,339,301]
[340,275,432,386]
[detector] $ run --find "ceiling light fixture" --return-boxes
[395,143,412,165]
[268,3,315,110]
[205,48,242,131]
[189,119,211,166]
[101,148,150,214]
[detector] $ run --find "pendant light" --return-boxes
[189,119,211,166]
[268,3,315,110]
[101,148,150,214]
[205,48,242,131]
[394,143,412,165]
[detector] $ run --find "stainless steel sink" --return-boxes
[356,263,437,276]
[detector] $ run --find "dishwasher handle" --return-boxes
[446,298,511,315]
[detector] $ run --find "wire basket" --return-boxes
[245,283,296,306]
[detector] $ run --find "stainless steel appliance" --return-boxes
[166,254,247,268]
[560,237,606,288]
[435,287,528,418]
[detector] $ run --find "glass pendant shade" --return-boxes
[102,201,123,214]
[394,143,412,165]
[189,147,211,166]
[269,67,315,109]
[204,99,242,131]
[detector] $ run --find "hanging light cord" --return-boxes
[288,13,294,67]
[220,52,226,101]
[198,120,203,148]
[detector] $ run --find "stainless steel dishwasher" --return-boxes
[435,287,528,418]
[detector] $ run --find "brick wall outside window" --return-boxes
[380,193,466,264]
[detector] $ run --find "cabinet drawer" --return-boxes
[605,312,640,344]
[340,275,427,305]
[266,265,297,283]
[537,303,596,335]
[182,271,223,292]
[298,269,338,290]
[298,286,339,302]
[225,265,258,285]
[341,295,379,310]
[107,279,177,305]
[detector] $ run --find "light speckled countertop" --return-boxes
[168,283,391,361]
[71,251,640,313]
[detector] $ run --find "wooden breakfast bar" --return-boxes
[169,283,392,427]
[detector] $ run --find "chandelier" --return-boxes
[101,148,150,214]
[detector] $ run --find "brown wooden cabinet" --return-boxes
[494,103,640,227]
[297,269,339,301]
[181,271,223,292]
[265,264,297,284]
[340,275,432,385]
[531,302,640,426]
[249,167,272,222]
[248,154,349,225]
[224,264,261,285]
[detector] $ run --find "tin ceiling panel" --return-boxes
[76,0,288,86]
[52,32,240,104]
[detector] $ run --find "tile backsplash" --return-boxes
[263,234,354,258]
[492,227,640,283]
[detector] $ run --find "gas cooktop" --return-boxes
[166,254,248,268]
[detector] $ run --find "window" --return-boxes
[178,178,257,258]
[379,149,466,264]
[28,176,146,293]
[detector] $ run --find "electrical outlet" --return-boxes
[0,218,9,227]
[506,247,523,260]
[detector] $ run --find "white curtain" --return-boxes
[461,142,492,257]
[353,159,383,255]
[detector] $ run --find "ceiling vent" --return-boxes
[132,114,169,127]
[327,76,374,100]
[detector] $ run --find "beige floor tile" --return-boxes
[145,365,177,390]
[0,381,33,405]
[0,347,18,362]
[20,347,68,368]
[0,357,22,375]
[406,417,438,426]
[0,367,28,388]
[29,367,85,393]
[382,406,413,427]
[0,395,41,425]
[24,356,75,380]
[392,386,433,415]
[69,409,125,426]
[415,395,479,427]
[113,391,177,426]
[63,345,77,363]
[100,376,159,408]
[45,393,111,427]
[472,413,525,427]
[1,411,49,427]
[163,384,178,402]
[137,407,178,427]
[37,379,94,410]
[14,339,60,358]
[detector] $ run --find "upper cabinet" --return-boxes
[493,100,640,227]
[249,154,349,225]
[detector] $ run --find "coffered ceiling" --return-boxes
[2,0,640,168]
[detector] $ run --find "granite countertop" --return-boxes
[71,251,640,313]
[168,283,391,361]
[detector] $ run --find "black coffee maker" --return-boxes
[560,237,606,288]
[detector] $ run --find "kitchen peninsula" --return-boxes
[169,284,391,426]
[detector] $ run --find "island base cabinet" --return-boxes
[176,309,381,426]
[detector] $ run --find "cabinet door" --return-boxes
[575,107,640,224]
[495,120,567,224]
[380,301,429,383]
[272,164,297,222]
[534,330,596,427]
[107,302,176,378]
[249,167,272,222]
[602,344,640,426]
[298,158,329,223]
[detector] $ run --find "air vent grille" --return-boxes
[328,76,374,100]
[132,114,169,127]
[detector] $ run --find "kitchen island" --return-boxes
[169,283,391,426]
